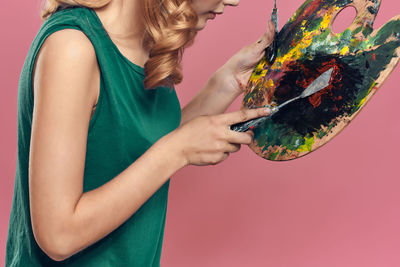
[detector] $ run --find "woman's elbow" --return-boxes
[32,223,76,261]
[43,247,71,262]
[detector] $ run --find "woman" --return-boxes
[5,0,275,266]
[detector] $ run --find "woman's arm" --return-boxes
[30,29,187,261]
[180,67,242,125]
[30,29,269,262]
[181,21,275,125]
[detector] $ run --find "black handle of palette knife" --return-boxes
[266,1,278,65]
[230,116,268,132]
[265,33,278,65]
[230,105,278,132]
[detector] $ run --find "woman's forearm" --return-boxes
[180,67,242,125]
[39,133,186,261]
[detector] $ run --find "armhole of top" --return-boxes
[29,25,104,133]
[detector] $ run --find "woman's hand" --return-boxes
[216,20,276,96]
[164,107,270,166]
[179,21,276,125]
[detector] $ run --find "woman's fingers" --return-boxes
[225,130,253,145]
[225,143,241,153]
[217,107,270,126]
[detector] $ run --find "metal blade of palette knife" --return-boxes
[230,67,334,132]
[302,68,334,97]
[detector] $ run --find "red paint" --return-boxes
[268,58,341,109]
[259,56,346,111]
[300,60,340,108]
[307,63,346,108]
[309,93,323,108]
[283,0,323,38]
[293,0,323,27]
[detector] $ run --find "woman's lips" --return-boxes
[207,12,217,19]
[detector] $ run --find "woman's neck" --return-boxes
[93,0,149,67]
[94,0,144,38]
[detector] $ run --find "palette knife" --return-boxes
[230,67,334,132]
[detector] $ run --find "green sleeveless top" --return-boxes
[6,6,181,267]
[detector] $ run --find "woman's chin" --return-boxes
[195,18,209,31]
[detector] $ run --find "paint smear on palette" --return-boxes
[243,0,400,161]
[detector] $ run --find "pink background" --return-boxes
[1,0,400,266]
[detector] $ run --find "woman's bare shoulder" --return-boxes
[32,28,100,108]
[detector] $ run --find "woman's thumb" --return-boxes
[256,21,275,47]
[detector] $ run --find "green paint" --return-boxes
[268,150,280,160]
[353,26,363,35]
[308,17,324,31]
[372,19,400,45]
[316,129,328,139]
[362,25,374,38]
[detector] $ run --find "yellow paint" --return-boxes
[271,34,312,70]
[269,7,337,71]
[250,69,268,82]
[320,8,335,30]
[300,20,307,31]
[340,46,349,55]
[266,78,274,88]
[250,58,268,81]
[297,135,315,152]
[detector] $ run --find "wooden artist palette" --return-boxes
[243,0,400,161]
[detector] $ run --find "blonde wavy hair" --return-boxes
[40,0,199,89]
